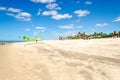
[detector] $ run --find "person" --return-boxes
[35,40,38,43]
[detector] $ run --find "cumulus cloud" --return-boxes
[74,10,90,17]
[8,8,22,13]
[33,26,46,35]
[35,26,46,32]
[0,6,32,21]
[30,0,55,3]
[6,12,31,21]
[16,12,31,21]
[113,16,120,22]
[0,7,22,12]
[46,3,61,10]
[0,6,6,10]
[42,10,57,16]
[42,10,72,20]
[85,1,92,5]
[96,23,108,27]
[52,14,72,20]
[58,24,74,29]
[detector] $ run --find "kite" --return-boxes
[22,34,42,43]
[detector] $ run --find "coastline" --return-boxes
[0,40,25,45]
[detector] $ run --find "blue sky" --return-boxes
[0,0,120,40]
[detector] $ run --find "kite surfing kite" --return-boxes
[22,34,42,43]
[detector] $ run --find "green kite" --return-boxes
[22,34,42,43]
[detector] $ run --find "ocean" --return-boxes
[0,40,25,43]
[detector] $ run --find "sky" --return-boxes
[0,0,120,40]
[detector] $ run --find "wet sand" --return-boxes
[0,38,120,80]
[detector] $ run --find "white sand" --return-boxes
[0,38,120,80]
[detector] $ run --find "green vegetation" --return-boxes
[59,31,120,40]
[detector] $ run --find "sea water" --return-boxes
[0,40,25,43]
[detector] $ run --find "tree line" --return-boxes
[59,31,120,40]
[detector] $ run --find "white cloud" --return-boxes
[35,26,46,32]
[8,8,21,13]
[33,26,46,35]
[64,31,78,36]
[18,12,31,17]
[74,10,90,17]
[46,3,61,10]
[42,10,72,20]
[30,0,55,3]
[52,14,72,20]
[113,16,120,22]
[96,23,108,27]
[37,8,42,16]
[0,7,21,12]
[6,12,32,21]
[58,24,83,29]
[33,31,41,35]
[85,1,92,5]
[25,28,31,31]
[16,12,31,21]
[1,6,32,21]
[77,26,83,28]
[42,10,57,16]
[0,6,6,10]
[6,13,15,16]
[56,31,78,37]
[58,24,74,29]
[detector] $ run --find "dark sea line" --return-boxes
[0,40,25,45]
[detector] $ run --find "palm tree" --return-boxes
[98,32,103,38]
[113,31,116,37]
[93,32,97,38]
[109,33,114,37]
[78,32,81,39]
[119,31,120,37]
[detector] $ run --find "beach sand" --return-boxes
[0,38,120,80]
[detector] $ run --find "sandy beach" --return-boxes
[0,38,120,80]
